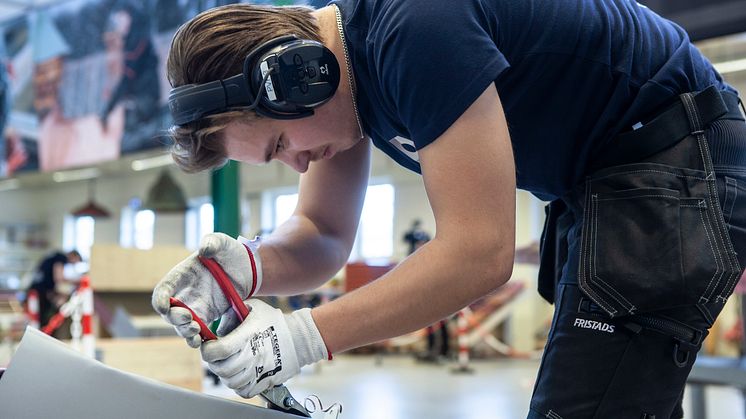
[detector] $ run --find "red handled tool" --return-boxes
[169,256,311,417]
[168,297,217,341]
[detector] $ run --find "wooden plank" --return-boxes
[89,244,191,291]
[96,337,203,392]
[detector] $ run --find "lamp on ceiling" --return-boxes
[71,179,111,219]
[143,169,188,213]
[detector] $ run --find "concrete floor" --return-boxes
[203,354,745,419]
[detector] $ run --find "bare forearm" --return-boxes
[257,215,351,296]
[312,236,514,354]
[257,140,369,296]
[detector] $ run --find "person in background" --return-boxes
[402,219,430,256]
[28,250,82,329]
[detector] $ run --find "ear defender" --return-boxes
[168,35,341,125]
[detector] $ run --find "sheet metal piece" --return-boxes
[0,328,292,419]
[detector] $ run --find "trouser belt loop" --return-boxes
[672,328,705,368]
[679,92,704,136]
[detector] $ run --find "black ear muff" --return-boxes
[168,35,340,125]
[245,35,340,119]
[168,73,250,126]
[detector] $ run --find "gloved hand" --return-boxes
[202,299,329,398]
[151,233,262,347]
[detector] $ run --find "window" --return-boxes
[274,193,299,227]
[133,210,155,249]
[356,184,394,260]
[120,198,154,249]
[268,184,395,261]
[185,201,214,250]
[199,203,215,238]
[64,215,95,261]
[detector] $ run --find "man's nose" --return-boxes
[278,151,310,173]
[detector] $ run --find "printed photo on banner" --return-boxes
[0,0,326,177]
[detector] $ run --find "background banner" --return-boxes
[0,0,326,176]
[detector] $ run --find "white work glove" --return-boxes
[202,299,329,398]
[151,233,262,348]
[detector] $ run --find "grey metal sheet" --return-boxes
[0,328,291,419]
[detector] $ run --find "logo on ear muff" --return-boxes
[168,35,340,125]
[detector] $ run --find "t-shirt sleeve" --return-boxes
[378,1,510,150]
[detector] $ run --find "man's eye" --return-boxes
[275,137,284,154]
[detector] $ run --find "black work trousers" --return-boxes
[529,89,746,419]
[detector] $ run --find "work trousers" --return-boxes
[529,89,746,418]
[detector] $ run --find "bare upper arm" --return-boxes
[419,84,516,266]
[295,137,371,250]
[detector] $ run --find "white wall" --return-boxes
[0,168,211,249]
[0,187,45,223]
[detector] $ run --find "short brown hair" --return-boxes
[167,4,321,173]
[66,250,82,262]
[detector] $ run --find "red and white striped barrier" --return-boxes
[39,276,96,358]
[26,289,40,329]
[79,276,95,358]
[451,309,474,374]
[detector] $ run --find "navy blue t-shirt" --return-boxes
[329,0,734,200]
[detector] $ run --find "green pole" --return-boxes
[209,161,240,333]
[211,160,241,238]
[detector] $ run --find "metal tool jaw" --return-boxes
[262,385,311,417]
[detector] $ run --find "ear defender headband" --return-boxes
[168,35,341,125]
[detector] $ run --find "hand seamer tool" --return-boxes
[170,256,311,417]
